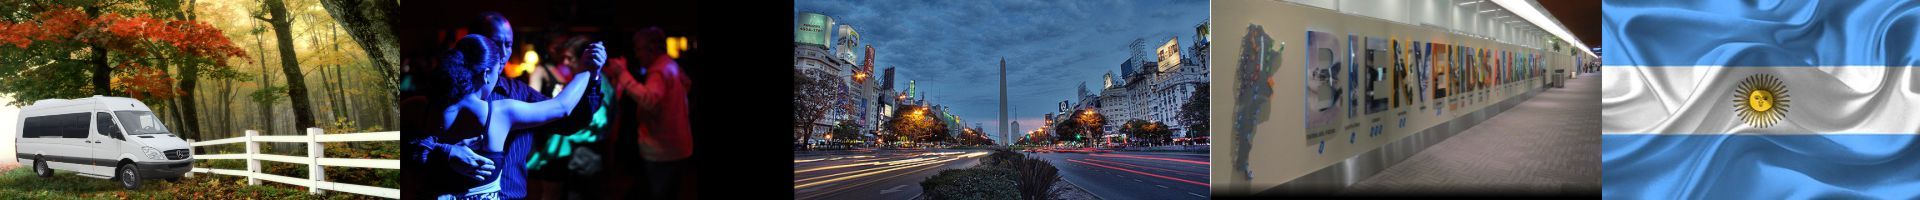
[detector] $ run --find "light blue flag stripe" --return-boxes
[1603,0,1920,67]
[1603,134,1920,199]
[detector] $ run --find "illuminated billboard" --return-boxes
[1157,37,1182,72]
[837,24,861,62]
[796,12,833,46]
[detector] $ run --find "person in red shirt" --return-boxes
[606,28,695,199]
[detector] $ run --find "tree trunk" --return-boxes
[222,74,234,136]
[255,22,274,133]
[179,59,202,139]
[317,0,401,129]
[265,0,317,129]
[158,53,197,139]
[84,6,112,96]
[91,44,111,96]
[180,0,203,139]
[334,63,349,126]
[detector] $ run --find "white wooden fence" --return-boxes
[187,128,400,199]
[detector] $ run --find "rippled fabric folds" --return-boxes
[1603,135,1920,199]
[1604,0,1920,66]
[1604,0,1920,199]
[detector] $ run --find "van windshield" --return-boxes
[113,111,172,135]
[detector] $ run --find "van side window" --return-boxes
[21,113,94,139]
[97,112,124,140]
[21,115,52,138]
[62,113,90,139]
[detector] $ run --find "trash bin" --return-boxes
[1552,69,1566,88]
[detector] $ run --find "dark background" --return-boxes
[397,0,795,198]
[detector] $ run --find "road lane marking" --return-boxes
[797,152,989,199]
[1088,154,1209,165]
[880,184,908,194]
[1081,158,1206,177]
[1066,159,1208,187]
[796,152,988,187]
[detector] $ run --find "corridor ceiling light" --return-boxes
[1459,0,1481,6]
[1492,0,1597,58]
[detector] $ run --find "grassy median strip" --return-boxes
[920,149,1062,200]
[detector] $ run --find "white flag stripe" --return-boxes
[1601,66,1920,134]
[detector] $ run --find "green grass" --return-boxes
[0,165,383,199]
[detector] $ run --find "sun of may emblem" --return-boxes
[1732,74,1790,128]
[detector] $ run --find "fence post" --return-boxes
[308,127,325,195]
[246,130,260,185]
[186,139,196,178]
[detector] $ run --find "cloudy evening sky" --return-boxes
[796,0,1209,140]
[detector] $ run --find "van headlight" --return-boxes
[142,146,165,160]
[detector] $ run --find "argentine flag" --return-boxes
[1604,0,1920,199]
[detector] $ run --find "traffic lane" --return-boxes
[1034,152,1210,200]
[798,156,979,200]
[795,150,988,200]
[1084,152,1210,175]
[794,150,932,176]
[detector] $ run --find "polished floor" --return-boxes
[1341,73,1603,195]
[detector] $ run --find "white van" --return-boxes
[13,95,192,189]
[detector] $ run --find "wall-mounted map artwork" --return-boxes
[1305,30,1342,130]
[1232,24,1281,181]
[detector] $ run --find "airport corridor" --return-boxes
[1340,73,1603,195]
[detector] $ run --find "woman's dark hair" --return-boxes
[442,34,500,103]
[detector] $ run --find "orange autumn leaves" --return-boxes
[0,7,248,99]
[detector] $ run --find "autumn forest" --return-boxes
[0,0,399,140]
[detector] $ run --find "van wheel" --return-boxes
[118,163,140,190]
[33,159,51,178]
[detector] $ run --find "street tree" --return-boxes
[831,119,861,148]
[1179,83,1209,138]
[794,70,843,150]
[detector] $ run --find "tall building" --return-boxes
[795,12,854,138]
[1078,82,1089,101]
[1103,72,1115,89]
[1094,36,1208,141]
[1190,20,1211,72]
[852,44,880,139]
[882,67,896,91]
[1010,121,1020,145]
